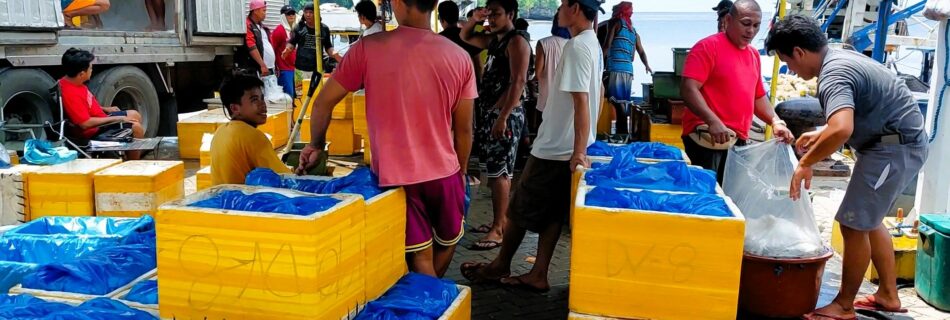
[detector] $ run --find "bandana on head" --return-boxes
[613,1,633,31]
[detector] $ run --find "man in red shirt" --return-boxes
[60,48,144,159]
[272,5,297,98]
[679,0,792,182]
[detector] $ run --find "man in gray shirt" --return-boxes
[766,15,927,319]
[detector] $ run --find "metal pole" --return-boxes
[871,0,893,62]
[766,0,788,140]
[315,0,324,75]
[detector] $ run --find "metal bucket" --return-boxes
[738,248,834,318]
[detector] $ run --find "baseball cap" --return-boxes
[249,0,266,11]
[712,0,733,11]
[280,4,296,15]
[576,0,606,13]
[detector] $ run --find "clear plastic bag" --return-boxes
[723,139,824,258]
[262,75,293,104]
[925,0,950,20]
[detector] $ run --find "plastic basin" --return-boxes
[738,249,833,318]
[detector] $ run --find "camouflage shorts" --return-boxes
[476,106,525,178]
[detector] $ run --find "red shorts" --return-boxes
[403,171,466,252]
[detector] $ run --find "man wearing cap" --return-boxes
[713,0,733,32]
[679,0,793,183]
[238,0,276,77]
[460,0,604,292]
[284,3,342,77]
[272,5,298,97]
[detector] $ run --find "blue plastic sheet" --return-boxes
[22,139,77,166]
[122,280,157,305]
[584,149,718,194]
[0,261,38,293]
[246,167,385,199]
[0,216,155,264]
[21,244,156,295]
[0,295,157,320]
[585,187,733,217]
[190,190,341,216]
[586,141,683,160]
[355,273,459,320]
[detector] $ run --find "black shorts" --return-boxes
[508,156,572,233]
[93,111,131,139]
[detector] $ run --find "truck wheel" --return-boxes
[89,66,161,137]
[0,68,55,147]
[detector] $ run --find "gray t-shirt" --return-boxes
[818,49,926,149]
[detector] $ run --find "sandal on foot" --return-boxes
[460,262,507,284]
[468,224,491,233]
[801,311,857,320]
[854,295,908,313]
[500,276,550,293]
[468,239,502,251]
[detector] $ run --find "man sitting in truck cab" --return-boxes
[60,48,145,160]
[210,75,291,186]
[61,0,111,28]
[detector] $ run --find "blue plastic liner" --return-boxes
[122,280,157,305]
[21,243,156,295]
[190,190,341,216]
[355,273,460,320]
[22,139,78,166]
[586,141,683,160]
[0,261,38,293]
[246,167,386,199]
[585,187,733,217]
[584,149,717,194]
[0,295,157,319]
[0,216,155,264]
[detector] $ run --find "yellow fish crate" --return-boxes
[93,161,185,218]
[831,218,918,281]
[570,186,745,320]
[156,185,367,320]
[177,110,229,159]
[649,123,686,150]
[353,91,368,137]
[199,133,213,168]
[25,159,122,220]
[195,166,211,191]
[333,93,355,120]
[270,173,407,300]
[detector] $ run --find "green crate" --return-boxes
[916,214,950,312]
[673,48,690,76]
[652,72,681,99]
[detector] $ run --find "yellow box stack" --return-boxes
[199,133,213,168]
[332,93,355,119]
[650,123,686,150]
[570,186,745,320]
[353,91,371,165]
[195,166,212,191]
[177,110,229,159]
[93,161,185,218]
[258,109,291,149]
[156,185,367,320]
[0,165,41,225]
[25,159,121,220]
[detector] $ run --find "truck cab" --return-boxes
[0,0,285,150]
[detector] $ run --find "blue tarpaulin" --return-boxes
[0,294,157,319]
[355,273,459,320]
[22,139,77,166]
[21,243,156,295]
[122,280,157,305]
[585,187,733,217]
[0,216,155,264]
[584,149,717,194]
[190,190,341,216]
[586,141,683,160]
[246,167,386,199]
[0,262,37,293]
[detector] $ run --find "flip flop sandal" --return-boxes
[853,295,908,313]
[500,276,550,293]
[468,224,492,233]
[468,239,502,251]
[801,311,857,320]
[459,262,508,284]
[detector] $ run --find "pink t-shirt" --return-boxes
[681,33,766,140]
[332,26,478,187]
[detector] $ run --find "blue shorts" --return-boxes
[605,72,634,102]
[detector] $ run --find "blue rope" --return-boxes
[932,22,948,144]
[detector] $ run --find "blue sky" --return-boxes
[604,0,780,13]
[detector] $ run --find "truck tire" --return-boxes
[88,66,161,137]
[0,68,55,145]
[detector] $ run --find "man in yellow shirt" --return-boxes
[210,75,291,185]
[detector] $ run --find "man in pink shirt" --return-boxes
[296,0,477,278]
[679,0,792,182]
